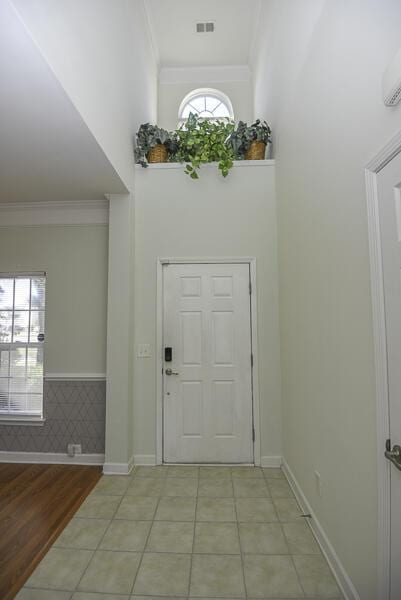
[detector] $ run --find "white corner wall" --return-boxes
[134,162,280,464]
[11,0,158,191]
[253,1,401,598]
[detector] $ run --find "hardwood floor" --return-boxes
[0,463,102,600]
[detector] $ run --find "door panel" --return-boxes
[378,152,401,600]
[163,263,253,463]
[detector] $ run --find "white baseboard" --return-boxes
[103,455,135,475]
[134,454,157,466]
[282,459,360,600]
[0,451,104,466]
[261,455,282,468]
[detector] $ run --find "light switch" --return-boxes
[137,343,151,358]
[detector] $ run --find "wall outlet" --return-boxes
[314,470,322,497]
[137,343,151,358]
[67,443,82,457]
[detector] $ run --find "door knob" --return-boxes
[385,442,401,471]
[165,368,179,376]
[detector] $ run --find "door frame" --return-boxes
[155,256,261,466]
[366,129,401,600]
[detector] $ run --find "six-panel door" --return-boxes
[163,263,253,463]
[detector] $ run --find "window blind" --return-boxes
[0,274,46,418]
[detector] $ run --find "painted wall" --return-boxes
[253,1,401,597]
[159,76,253,130]
[0,225,108,374]
[134,163,281,463]
[11,0,158,191]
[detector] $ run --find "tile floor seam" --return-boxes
[232,478,248,600]
[277,521,291,555]
[187,472,199,597]
[279,470,308,599]
[279,467,341,599]
[289,552,308,599]
[129,491,163,595]
[72,492,125,593]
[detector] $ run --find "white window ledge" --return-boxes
[0,417,46,427]
[135,159,275,170]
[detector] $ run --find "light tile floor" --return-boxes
[17,466,343,600]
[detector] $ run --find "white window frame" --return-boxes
[0,272,46,425]
[178,88,234,126]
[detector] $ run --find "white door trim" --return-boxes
[156,257,261,466]
[365,130,401,600]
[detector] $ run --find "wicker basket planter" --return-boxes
[244,140,266,160]
[147,144,168,164]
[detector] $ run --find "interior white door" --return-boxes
[163,263,253,463]
[378,151,401,600]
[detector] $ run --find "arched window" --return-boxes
[178,88,234,126]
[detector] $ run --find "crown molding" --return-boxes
[159,65,252,85]
[0,199,109,227]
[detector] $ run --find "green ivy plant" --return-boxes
[171,113,235,179]
[228,119,272,159]
[134,123,178,167]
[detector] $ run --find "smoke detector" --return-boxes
[196,21,215,33]
[383,47,401,107]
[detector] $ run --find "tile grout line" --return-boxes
[128,474,166,596]
[273,467,309,599]
[72,483,126,593]
[232,473,248,600]
[187,468,199,598]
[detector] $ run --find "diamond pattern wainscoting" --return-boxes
[18,465,344,599]
[0,379,105,454]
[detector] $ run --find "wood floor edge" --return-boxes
[3,465,102,600]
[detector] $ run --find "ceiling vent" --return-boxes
[196,22,215,33]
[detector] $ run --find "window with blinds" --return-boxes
[0,274,46,419]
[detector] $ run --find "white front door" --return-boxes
[378,151,401,600]
[163,263,253,463]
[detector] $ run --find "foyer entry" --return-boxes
[162,262,254,464]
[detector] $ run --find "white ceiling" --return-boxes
[145,0,261,68]
[0,1,126,203]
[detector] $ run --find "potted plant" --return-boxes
[134,124,178,167]
[228,119,272,160]
[171,113,235,179]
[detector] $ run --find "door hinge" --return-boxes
[252,427,255,442]
[386,438,391,452]
[251,353,254,368]
[249,282,252,295]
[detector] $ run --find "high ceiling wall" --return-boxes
[11,0,158,193]
[251,1,401,598]
[0,0,127,203]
